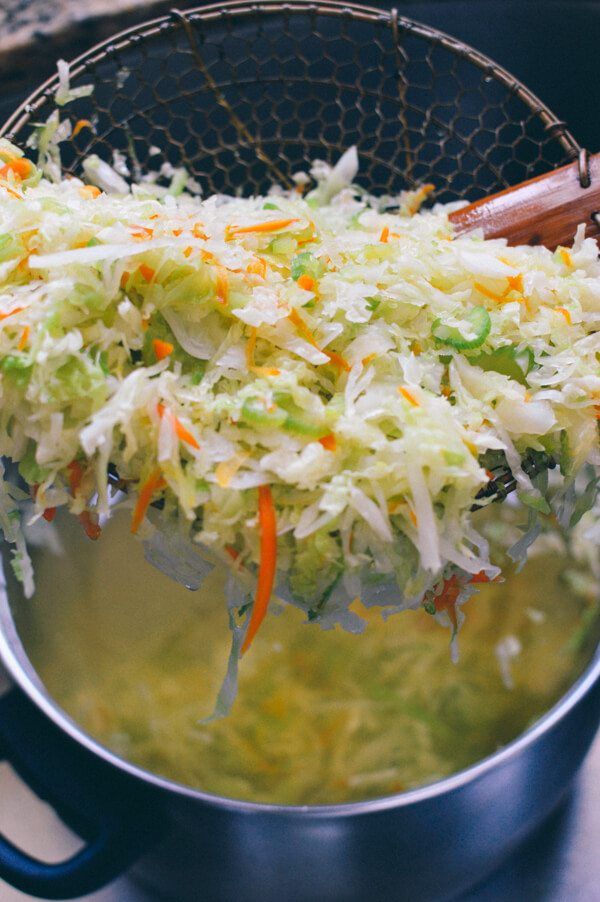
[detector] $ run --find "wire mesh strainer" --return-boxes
[0,0,577,499]
[0,0,580,202]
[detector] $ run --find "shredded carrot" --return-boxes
[408,508,418,528]
[215,452,249,487]
[42,507,57,523]
[153,338,174,361]
[120,271,130,290]
[215,264,229,305]
[474,282,505,303]
[183,246,193,258]
[0,158,33,181]
[297,274,316,291]
[325,350,351,372]
[67,460,84,496]
[17,326,29,351]
[172,228,183,237]
[470,571,491,583]
[78,510,101,540]
[411,340,422,356]
[296,219,316,246]
[433,574,460,630]
[193,223,208,240]
[505,273,523,294]
[138,263,155,283]
[559,248,573,268]
[72,119,93,137]
[407,183,435,214]
[555,306,572,325]
[246,258,267,277]
[148,214,160,221]
[362,353,377,367]
[1,185,23,201]
[226,218,299,239]
[130,225,154,240]
[441,385,452,398]
[131,468,167,534]
[398,386,420,407]
[241,484,277,654]
[0,306,24,322]
[485,469,495,480]
[594,404,600,420]
[79,185,101,199]
[287,309,350,372]
[318,433,337,452]
[379,226,390,243]
[156,402,200,449]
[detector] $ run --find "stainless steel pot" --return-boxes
[0,4,598,899]
[0,562,599,901]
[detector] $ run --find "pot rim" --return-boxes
[1,577,599,818]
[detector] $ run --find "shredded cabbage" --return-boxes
[0,125,599,663]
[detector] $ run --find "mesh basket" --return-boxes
[0,1,579,203]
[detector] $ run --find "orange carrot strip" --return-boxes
[505,273,523,294]
[130,225,154,240]
[559,248,573,268]
[193,223,208,240]
[78,510,101,540]
[67,460,84,496]
[433,574,460,630]
[226,218,299,239]
[156,403,200,450]
[138,263,155,283]
[474,282,506,303]
[72,119,93,137]
[398,386,420,407]
[297,274,315,291]
[555,306,572,325]
[79,185,101,199]
[288,309,350,372]
[470,571,491,583]
[0,159,33,181]
[379,226,390,243]
[120,271,130,290]
[0,307,24,322]
[319,433,337,452]
[362,353,377,367]
[325,349,351,373]
[17,326,29,351]
[241,484,277,654]
[131,468,166,534]
[1,185,23,200]
[246,258,267,277]
[153,339,173,361]
[215,265,229,305]
[42,507,56,523]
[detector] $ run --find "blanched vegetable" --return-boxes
[0,132,599,669]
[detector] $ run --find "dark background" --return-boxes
[1,0,599,155]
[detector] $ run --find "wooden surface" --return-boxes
[449,154,600,249]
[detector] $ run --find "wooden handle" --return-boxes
[448,152,600,249]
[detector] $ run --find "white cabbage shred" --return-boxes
[0,121,600,690]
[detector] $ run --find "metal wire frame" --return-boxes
[0,0,575,495]
[0,1,581,203]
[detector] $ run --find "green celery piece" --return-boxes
[432,306,491,350]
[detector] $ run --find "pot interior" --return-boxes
[2,504,599,807]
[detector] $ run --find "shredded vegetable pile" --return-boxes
[1,105,600,689]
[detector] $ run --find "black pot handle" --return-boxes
[0,688,160,899]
